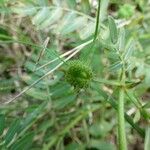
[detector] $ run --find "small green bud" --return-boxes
[65,60,93,90]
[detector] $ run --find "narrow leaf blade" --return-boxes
[100,0,109,22]
[108,16,118,44]
[144,127,150,150]
[0,114,5,135]
[10,132,34,150]
[4,120,21,145]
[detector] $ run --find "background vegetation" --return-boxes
[0,0,150,150]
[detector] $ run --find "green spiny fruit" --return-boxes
[65,60,93,90]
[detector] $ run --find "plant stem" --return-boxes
[118,87,127,150]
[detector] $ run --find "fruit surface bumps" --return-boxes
[65,60,93,90]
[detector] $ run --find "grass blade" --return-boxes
[0,114,5,135]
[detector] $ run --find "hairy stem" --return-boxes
[118,87,127,150]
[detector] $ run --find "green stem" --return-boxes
[118,87,127,150]
[88,0,100,64]
[93,0,101,42]
[93,81,145,137]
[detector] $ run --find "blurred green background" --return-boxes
[0,0,150,150]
